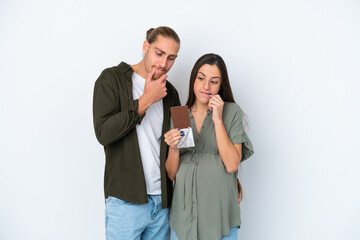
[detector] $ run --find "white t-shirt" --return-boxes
[132,72,163,195]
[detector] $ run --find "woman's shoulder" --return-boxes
[222,102,243,123]
[223,102,241,113]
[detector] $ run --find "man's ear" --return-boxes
[143,40,149,54]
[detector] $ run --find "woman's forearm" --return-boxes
[214,121,242,173]
[165,148,180,181]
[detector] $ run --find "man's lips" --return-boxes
[154,68,165,73]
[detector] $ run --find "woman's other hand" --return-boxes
[209,94,224,124]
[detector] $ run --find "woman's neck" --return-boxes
[191,100,208,114]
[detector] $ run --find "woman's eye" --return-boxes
[198,77,204,80]
[211,81,218,84]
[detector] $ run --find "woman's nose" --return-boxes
[203,80,210,90]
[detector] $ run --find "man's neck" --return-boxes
[131,61,147,79]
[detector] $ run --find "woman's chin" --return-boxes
[196,99,209,105]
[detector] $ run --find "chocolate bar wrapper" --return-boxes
[177,127,195,148]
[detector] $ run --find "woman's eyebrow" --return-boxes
[198,71,220,79]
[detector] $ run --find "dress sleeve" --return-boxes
[228,106,254,161]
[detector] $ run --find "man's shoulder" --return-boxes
[105,61,132,76]
[96,62,133,84]
[116,61,132,72]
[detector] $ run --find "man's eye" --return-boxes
[156,53,162,56]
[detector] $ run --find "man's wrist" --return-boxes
[138,94,152,116]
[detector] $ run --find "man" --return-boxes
[93,26,181,240]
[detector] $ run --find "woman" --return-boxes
[164,53,254,240]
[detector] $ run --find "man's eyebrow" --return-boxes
[154,47,178,58]
[154,47,166,54]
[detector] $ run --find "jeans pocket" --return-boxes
[106,196,132,205]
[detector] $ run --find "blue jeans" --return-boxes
[105,195,170,240]
[171,227,238,240]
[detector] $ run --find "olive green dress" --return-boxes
[169,102,254,240]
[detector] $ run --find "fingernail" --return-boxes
[209,93,212,95]
[181,134,185,136]
[177,128,180,131]
[180,131,183,133]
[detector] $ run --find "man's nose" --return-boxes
[159,56,167,68]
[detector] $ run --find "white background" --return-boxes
[1,0,359,239]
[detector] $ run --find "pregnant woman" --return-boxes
[164,53,254,240]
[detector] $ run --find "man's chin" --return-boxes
[153,72,165,80]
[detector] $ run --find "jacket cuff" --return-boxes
[131,99,146,124]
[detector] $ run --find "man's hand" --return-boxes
[138,69,167,115]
